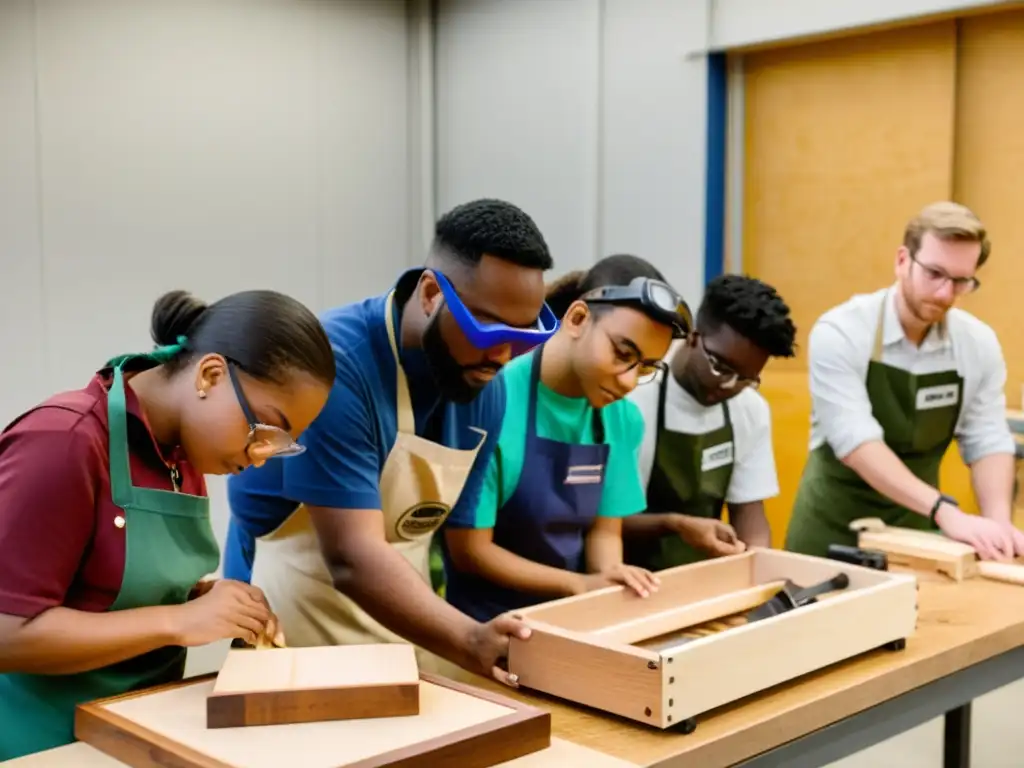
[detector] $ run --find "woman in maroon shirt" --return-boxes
[0,288,336,760]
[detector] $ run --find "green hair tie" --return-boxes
[105,335,189,369]
[148,335,190,363]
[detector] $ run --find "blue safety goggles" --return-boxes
[432,270,559,355]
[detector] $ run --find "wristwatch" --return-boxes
[929,493,959,525]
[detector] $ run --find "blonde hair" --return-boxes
[903,201,990,267]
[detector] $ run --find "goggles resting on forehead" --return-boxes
[582,277,693,338]
[432,270,560,355]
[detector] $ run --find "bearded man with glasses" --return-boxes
[624,274,797,569]
[786,201,1024,561]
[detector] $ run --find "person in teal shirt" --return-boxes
[441,255,693,621]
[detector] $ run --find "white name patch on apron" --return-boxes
[564,464,604,485]
[702,442,734,472]
[915,384,959,411]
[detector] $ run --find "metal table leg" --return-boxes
[943,703,971,768]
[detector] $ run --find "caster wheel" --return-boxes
[883,638,906,651]
[673,717,698,734]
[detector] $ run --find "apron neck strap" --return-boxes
[104,342,188,507]
[528,346,605,443]
[871,292,888,362]
[657,369,670,430]
[107,366,135,506]
[384,291,416,435]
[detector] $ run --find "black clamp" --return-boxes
[827,543,889,571]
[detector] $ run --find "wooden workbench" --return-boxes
[465,568,1024,767]
[13,570,1024,768]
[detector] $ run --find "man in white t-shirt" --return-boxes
[624,274,797,569]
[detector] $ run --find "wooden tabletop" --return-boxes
[16,568,1024,768]
[465,568,1024,767]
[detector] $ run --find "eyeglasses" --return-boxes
[909,254,980,295]
[227,363,305,459]
[602,328,668,385]
[432,270,559,356]
[582,277,693,339]
[700,337,760,391]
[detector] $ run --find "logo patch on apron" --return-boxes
[702,442,734,472]
[564,464,604,485]
[915,383,959,411]
[395,501,451,541]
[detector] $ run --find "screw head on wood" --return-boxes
[647,661,658,670]
[644,707,652,716]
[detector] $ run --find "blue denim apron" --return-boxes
[446,348,609,621]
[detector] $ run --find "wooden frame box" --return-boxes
[76,673,551,768]
[507,548,917,731]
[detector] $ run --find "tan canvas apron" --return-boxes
[250,291,485,674]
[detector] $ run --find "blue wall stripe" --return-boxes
[703,51,728,284]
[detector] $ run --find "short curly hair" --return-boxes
[432,199,553,271]
[698,274,797,358]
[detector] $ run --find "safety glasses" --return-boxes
[699,336,760,391]
[432,270,560,355]
[582,277,693,338]
[227,363,305,459]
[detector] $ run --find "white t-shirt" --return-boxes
[628,370,780,505]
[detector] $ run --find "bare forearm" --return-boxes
[728,502,772,548]
[842,441,939,517]
[621,513,678,538]
[455,541,579,598]
[327,544,476,663]
[585,529,623,573]
[970,452,1016,523]
[0,605,178,675]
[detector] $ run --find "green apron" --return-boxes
[0,353,220,760]
[625,374,735,570]
[785,295,963,558]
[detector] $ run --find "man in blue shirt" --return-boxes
[225,199,558,685]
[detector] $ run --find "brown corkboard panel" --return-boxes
[75,673,551,768]
[738,20,960,543]
[953,9,1024,410]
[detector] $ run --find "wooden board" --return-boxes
[208,644,420,728]
[851,517,1024,586]
[76,673,551,768]
[507,549,917,729]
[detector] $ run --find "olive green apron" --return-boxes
[785,295,963,558]
[0,352,220,760]
[625,373,735,570]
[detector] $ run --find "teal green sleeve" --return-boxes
[452,447,501,529]
[597,401,648,518]
[449,356,530,529]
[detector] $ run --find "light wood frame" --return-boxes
[507,549,917,730]
[75,672,551,768]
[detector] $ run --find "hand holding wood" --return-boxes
[173,579,274,647]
